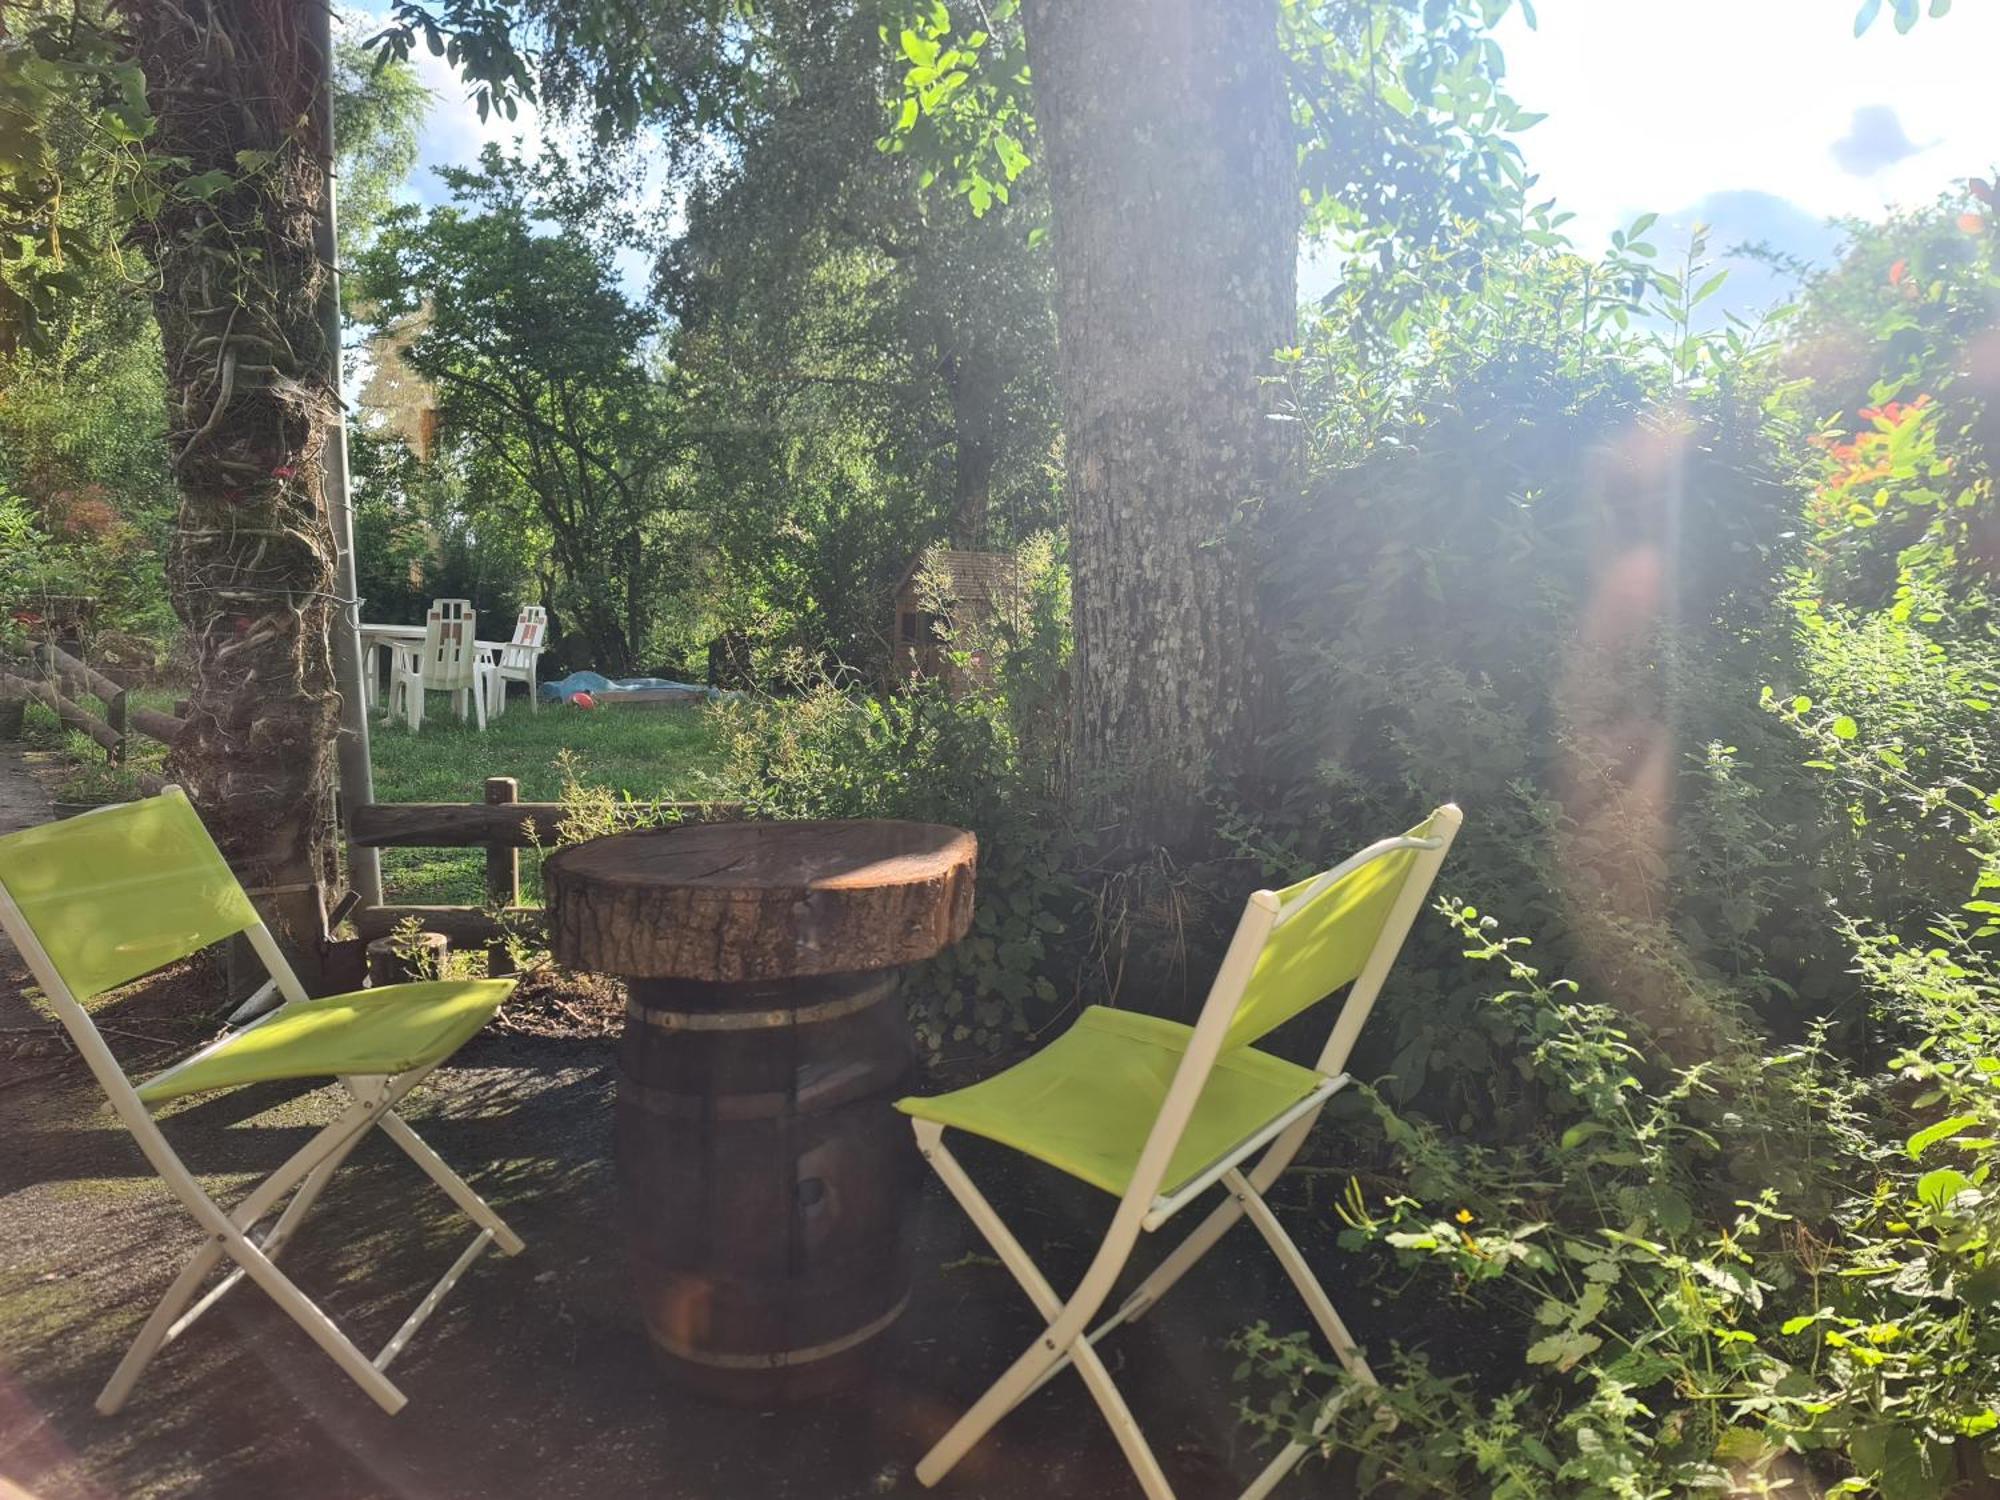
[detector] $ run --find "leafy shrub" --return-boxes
[1240,888,1998,1498]
[713,536,1077,1057]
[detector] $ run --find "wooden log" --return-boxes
[348,799,741,849]
[36,641,122,704]
[368,931,450,986]
[32,643,186,745]
[545,819,977,983]
[127,704,188,745]
[0,669,122,754]
[484,777,520,978]
[353,903,539,944]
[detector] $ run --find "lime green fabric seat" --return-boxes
[137,979,515,1105]
[897,1006,1323,1199]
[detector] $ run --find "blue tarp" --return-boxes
[537,671,734,705]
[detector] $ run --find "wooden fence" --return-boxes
[2,653,735,978]
[0,642,186,783]
[347,778,740,972]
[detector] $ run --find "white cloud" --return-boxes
[1494,0,1997,249]
[404,44,546,204]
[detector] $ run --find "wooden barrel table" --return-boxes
[545,819,976,1403]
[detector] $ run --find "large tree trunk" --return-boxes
[123,0,341,971]
[1021,0,1295,858]
[941,343,999,548]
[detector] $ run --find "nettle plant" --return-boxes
[1237,885,1999,1498]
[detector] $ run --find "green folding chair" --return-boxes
[898,805,1462,1500]
[0,787,524,1416]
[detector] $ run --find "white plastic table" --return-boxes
[356,623,508,710]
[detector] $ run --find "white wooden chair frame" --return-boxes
[911,807,1461,1499]
[0,847,523,1417]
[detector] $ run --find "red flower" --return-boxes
[271,465,297,479]
[1888,258,1908,286]
[1960,212,1987,234]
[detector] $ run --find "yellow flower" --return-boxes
[1454,1207,1475,1225]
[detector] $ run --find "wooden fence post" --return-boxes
[484,776,520,977]
[107,688,128,766]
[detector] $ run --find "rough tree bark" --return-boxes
[1021,0,1295,858]
[121,0,341,972]
[941,342,999,548]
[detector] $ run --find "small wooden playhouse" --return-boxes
[892,548,1024,686]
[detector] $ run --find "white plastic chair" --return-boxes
[481,605,547,718]
[389,599,484,732]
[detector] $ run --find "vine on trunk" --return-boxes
[119,0,342,931]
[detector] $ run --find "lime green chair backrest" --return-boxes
[1222,809,1444,1052]
[0,788,259,1002]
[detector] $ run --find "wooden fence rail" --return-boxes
[1,643,186,771]
[348,780,741,956]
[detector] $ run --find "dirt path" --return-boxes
[0,742,49,838]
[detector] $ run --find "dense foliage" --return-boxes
[4,1,1997,1492]
[1220,189,2000,1496]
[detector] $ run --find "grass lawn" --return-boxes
[368,697,730,904]
[21,686,728,904]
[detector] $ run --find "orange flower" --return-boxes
[1888,258,1908,286]
[1960,211,1987,234]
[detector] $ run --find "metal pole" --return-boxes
[312,4,383,907]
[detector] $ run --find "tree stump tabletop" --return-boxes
[544,819,977,983]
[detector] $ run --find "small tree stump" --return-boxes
[367,931,449,987]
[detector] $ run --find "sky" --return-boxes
[387,1,1999,324]
[1461,0,2000,320]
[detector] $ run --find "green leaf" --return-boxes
[1879,1428,1946,1500]
[1906,1113,1980,1158]
[1558,1121,1609,1150]
[1832,715,1859,739]
[1915,1167,1973,1212]
[1854,0,1883,32]
[1525,1329,1601,1371]
[179,168,234,200]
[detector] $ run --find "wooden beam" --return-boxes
[349,800,741,848]
[484,777,519,977]
[126,704,188,745]
[1,669,122,754]
[352,904,542,944]
[32,643,186,745]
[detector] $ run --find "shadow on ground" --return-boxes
[0,1006,1360,1500]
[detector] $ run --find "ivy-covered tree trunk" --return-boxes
[122,1,340,967]
[1021,0,1296,859]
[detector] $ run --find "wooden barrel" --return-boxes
[546,820,977,1403]
[617,969,919,1402]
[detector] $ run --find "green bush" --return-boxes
[712,535,1077,1057]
